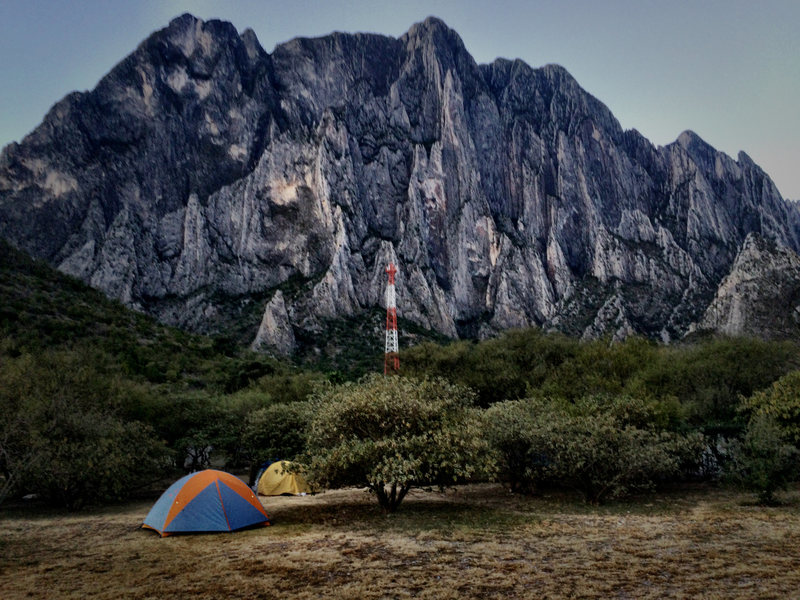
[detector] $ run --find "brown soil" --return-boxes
[1,484,799,599]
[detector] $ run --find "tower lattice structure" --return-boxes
[384,262,399,374]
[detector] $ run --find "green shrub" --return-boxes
[723,414,799,504]
[541,337,658,401]
[740,370,800,446]
[630,338,798,435]
[19,409,170,510]
[252,370,328,404]
[547,412,691,504]
[484,398,561,494]
[306,375,493,512]
[403,331,798,440]
[212,390,275,469]
[166,396,232,472]
[485,395,706,503]
[242,401,312,466]
[0,351,171,507]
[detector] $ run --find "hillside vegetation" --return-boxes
[2,239,800,509]
[0,241,325,506]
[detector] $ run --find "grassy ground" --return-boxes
[1,483,799,599]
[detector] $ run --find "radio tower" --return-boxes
[384,262,399,375]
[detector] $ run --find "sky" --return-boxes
[1,0,798,199]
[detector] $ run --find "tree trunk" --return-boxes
[372,482,413,512]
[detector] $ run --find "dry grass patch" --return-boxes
[1,484,799,599]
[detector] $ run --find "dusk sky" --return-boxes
[1,0,798,198]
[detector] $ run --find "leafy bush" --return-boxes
[486,395,706,503]
[212,390,277,469]
[0,351,171,508]
[403,330,798,434]
[740,370,800,446]
[723,414,799,504]
[306,375,493,511]
[630,338,798,435]
[251,370,328,404]
[546,411,695,504]
[484,398,562,494]
[19,409,170,510]
[402,340,525,407]
[242,401,312,467]
[540,337,658,401]
[0,407,36,505]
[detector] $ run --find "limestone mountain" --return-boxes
[692,233,800,340]
[2,14,798,353]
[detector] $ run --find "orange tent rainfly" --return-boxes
[142,469,269,537]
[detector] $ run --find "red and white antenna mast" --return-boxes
[384,262,399,374]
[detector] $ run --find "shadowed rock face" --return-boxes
[2,14,799,353]
[693,233,800,340]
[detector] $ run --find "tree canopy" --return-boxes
[305,375,492,511]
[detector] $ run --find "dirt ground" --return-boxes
[1,483,799,599]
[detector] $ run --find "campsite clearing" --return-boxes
[1,483,799,599]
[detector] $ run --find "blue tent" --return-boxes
[143,469,270,537]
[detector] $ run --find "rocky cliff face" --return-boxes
[2,14,799,353]
[692,233,800,339]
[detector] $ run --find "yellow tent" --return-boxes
[256,461,312,496]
